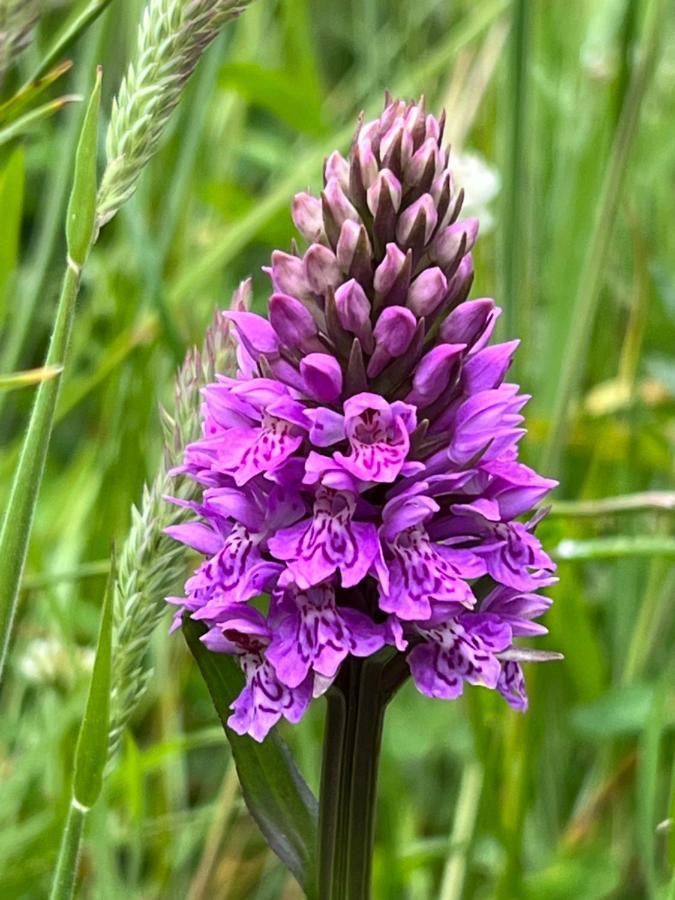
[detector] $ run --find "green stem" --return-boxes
[318,688,347,898]
[318,657,390,900]
[0,262,80,683]
[49,801,87,900]
[501,0,530,345]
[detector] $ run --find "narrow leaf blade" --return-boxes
[0,365,63,392]
[73,549,115,808]
[66,66,102,264]
[183,617,318,897]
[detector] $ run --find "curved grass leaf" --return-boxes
[50,549,114,900]
[0,60,72,124]
[183,616,318,898]
[73,549,114,808]
[0,69,101,685]
[0,95,81,147]
[0,365,63,392]
[28,0,115,85]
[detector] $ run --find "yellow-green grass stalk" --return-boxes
[0,69,101,684]
[49,552,114,900]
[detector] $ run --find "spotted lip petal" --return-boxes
[166,97,559,739]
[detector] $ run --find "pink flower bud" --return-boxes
[355,138,378,189]
[406,343,465,407]
[396,194,438,249]
[446,254,474,306]
[431,218,479,267]
[440,298,497,348]
[407,267,448,317]
[269,293,321,353]
[301,353,343,403]
[304,244,341,295]
[404,137,439,187]
[334,279,373,352]
[324,151,350,191]
[380,121,413,173]
[368,306,416,377]
[322,177,360,232]
[292,192,324,243]
[374,243,407,296]
[266,250,312,298]
[366,169,402,217]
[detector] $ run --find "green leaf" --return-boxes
[0,147,25,329]
[541,0,666,474]
[0,70,101,686]
[66,66,102,265]
[183,617,318,897]
[73,549,115,808]
[0,96,82,147]
[0,60,72,125]
[28,0,115,85]
[554,535,675,561]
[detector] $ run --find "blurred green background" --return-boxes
[1,0,674,897]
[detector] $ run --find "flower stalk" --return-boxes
[319,651,410,899]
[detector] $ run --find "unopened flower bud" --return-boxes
[367,169,402,216]
[446,254,474,307]
[368,305,416,377]
[300,353,343,403]
[322,177,360,245]
[403,101,427,149]
[324,151,350,191]
[396,194,437,250]
[404,137,439,190]
[374,243,407,296]
[440,298,497,348]
[425,112,442,143]
[336,221,373,288]
[292,193,324,243]
[224,310,279,360]
[407,267,447,316]
[355,138,378,189]
[380,121,414,175]
[266,250,312,298]
[334,279,373,352]
[431,218,478,268]
[406,343,465,407]
[269,293,322,353]
[304,244,341,295]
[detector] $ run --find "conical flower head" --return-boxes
[167,98,559,741]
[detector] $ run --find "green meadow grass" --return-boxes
[0,0,674,897]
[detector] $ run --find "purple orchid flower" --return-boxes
[166,98,559,741]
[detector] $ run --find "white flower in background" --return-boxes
[18,638,94,687]
[450,151,500,233]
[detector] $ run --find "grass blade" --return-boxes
[542,0,665,475]
[500,0,530,344]
[0,68,101,685]
[554,535,675,561]
[0,95,81,147]
[28,0,115,84]
[0,365,63,392]
[49,552,115,900]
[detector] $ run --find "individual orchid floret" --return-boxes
[266,577,386,688]
[166,97,559,741]
[203,608,313,742]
